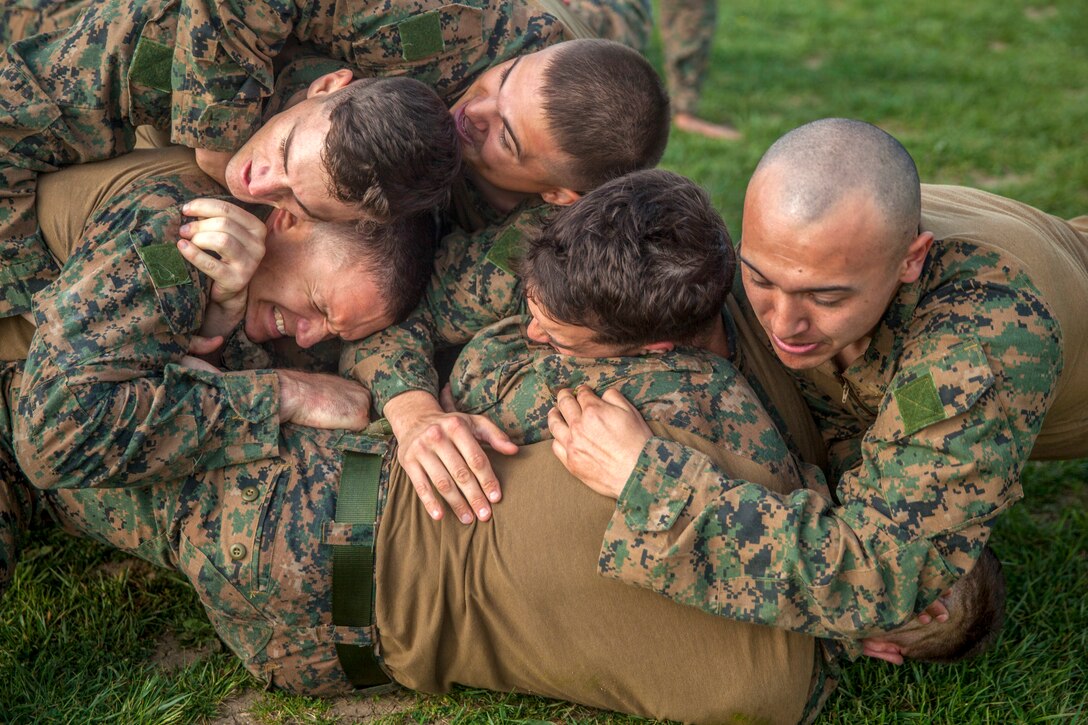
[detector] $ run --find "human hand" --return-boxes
[547,386,652,499]
[194,148,232,187]
[385,390,518,524]
[276,369,372,430]
[188,334,225,358]
[178,197,266,311]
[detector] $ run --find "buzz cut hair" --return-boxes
[754,118,922,250]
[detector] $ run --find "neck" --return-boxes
[467,169,536,214]
[696,316,731,359]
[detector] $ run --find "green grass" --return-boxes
[2,0,1086,722]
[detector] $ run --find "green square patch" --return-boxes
[484,224,525,275]
[397,12,445,62]
[893,372,946,434]
[130,36,173,93]
[137,243,191,289]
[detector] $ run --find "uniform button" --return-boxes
[241,486,259,502]
[229,543,247,560]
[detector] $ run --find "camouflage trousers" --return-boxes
[659,0,717,115]
[559,0,653,52]
[19,423,388,693]
[0,362,31,593]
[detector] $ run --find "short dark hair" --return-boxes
[311,214,437,324]
[905,547,1007,664]
[540,39,670,191]
[323,77,461,220]
[519,169,731,347]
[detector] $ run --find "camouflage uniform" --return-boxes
[444,314,838,721]
[597,184,1085,640]
[342,205,828,468]
[556,0,652,52]
[1,173,827,723]
[0,0,93,47]
[14,164,283,491]
[562,0,714,116]
[0,0,582,318]
[659,0,717,116]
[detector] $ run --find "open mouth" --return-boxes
[273,307,287,336]
[454,107,475,148]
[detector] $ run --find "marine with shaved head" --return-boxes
[546,117,1088,643]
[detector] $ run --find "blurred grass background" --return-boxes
[1,0,1085,722]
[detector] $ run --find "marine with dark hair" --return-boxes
[520,168,729,348]
[340,39,672,521]
[548,117,1088,639]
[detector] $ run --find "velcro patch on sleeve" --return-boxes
[130,36,173,93]
[484,224,524,276]
[137,243,191,289]
[893,372,946,433]
[397,12,445,62]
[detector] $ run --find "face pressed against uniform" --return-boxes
[740,169,933,371]
[243,209,393,349]
[223,72,363,224]
[525,297,669,358]
[449,47,578,206]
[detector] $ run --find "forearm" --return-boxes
[341,316,442,415]
[16,361,279,489]
[14,177,281,488]
[600,437,976,639]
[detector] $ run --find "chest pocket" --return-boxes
[866,337,996,444]
[351,5,484,94]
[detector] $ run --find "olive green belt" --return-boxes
[332,450,392,688]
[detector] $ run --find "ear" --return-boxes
[306,68,356,98]
[897,230,934,284]
[540,186,582,207]
[642,341,676,354]
[267,207,303,236]
[860,638,906,665]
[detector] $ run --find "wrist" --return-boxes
[274,369,300,423]
[384,390,443,437]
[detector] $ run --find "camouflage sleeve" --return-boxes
[14,173,280,490]
[599,282,1062,639]
[168,1,570,152]
[0,0,175,316]
[169,0,294,151]
[341,217,531,413]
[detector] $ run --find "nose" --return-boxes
[769,293,810,340]
[294,316,329,349]
[247,162,283,201]
[463,95,494,133]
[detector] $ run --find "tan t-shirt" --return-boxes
[920,185,1088,458]
[375,434,816,725]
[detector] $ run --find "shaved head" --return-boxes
[752,118,922,251]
